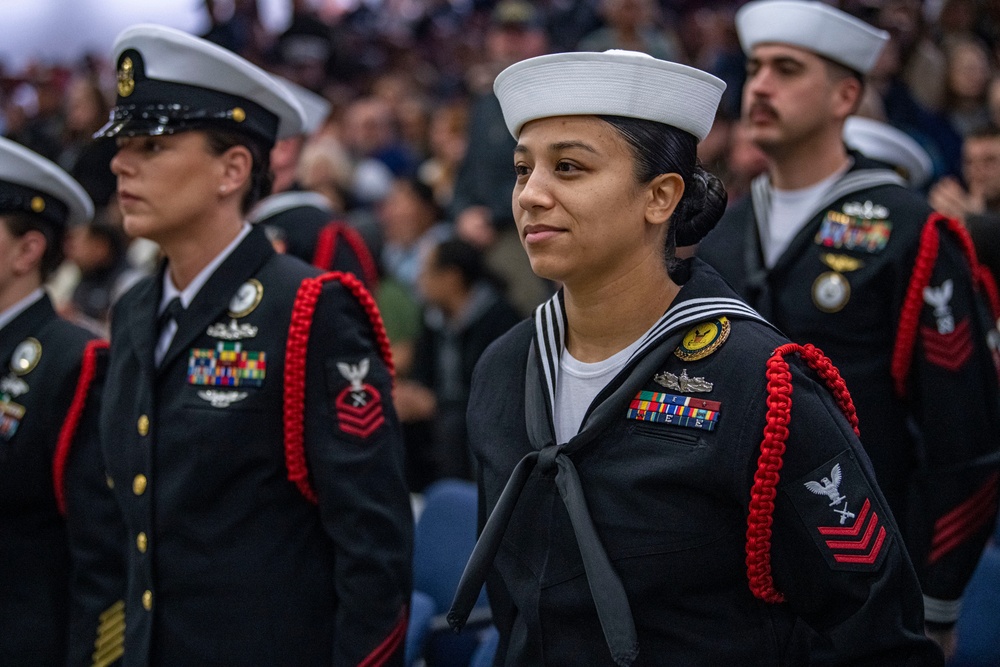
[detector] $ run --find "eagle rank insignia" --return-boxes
[335,358,384,438]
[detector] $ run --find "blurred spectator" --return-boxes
[942,35,995,137]
[418,100,469,209]
[269,76,332,194]
[929,124,1000,284]
[59,76,117,211]
[451,0,553,317]
[343,96,418,205]
[394,238,521,490]
[874,0,949,113]
[988,75,1000,128]
[62,220,144,335]
[5,70,63,161]
[378,176,452,295]
[297,135,355,213]
[577,0,683,61]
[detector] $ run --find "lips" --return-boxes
[522,224,564,244]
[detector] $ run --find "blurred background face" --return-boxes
[964,135,1000,204]
[378,180,437,246]
[948,39,992,101]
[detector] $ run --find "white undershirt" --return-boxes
[155,223,251,365]
[554,332,648,445]
[764,167,847,268]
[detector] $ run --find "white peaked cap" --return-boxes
[274,76,332,137]
[493,50,726,141]
[96,24,304,143]
[736,0,889,75]
[844,116,933,187]
[0,136,93,228]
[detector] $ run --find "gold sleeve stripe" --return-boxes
[91,599,125,667]
[92,644,124,667]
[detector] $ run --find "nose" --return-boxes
[110,142,133,177]
[515,168,553,212]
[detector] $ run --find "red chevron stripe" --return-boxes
[339,410,385,430]
[928,474,1000,564]
[358,605,408,667]
[833,526,887,564]
[824,511,880,550]
[340,416,385,438]
[818,499,871,537]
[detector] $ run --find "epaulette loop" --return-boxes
[746,342,859,603]
[284,271,394,503]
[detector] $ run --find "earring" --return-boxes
[219,185,227,194]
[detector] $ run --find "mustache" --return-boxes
[747,101,779,119]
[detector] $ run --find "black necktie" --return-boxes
[157,296,185,334]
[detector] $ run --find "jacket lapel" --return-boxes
[157,226,276,374]
[0,295,56,364]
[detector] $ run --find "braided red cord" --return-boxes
[892,213,1000,396]
[335,223,380,289]
[53,339,108,517]
[891,214,942,397]
[746,342,859,603]
[312,224,336,271]
[283,271,395,503]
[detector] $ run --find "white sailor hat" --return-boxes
[735,0,889,75]
[493,50,726,141]
[844,116,933,188]
[95,24,305,145]
[248,190,333,225]
[274,77,332,137]
[0,136,94,228]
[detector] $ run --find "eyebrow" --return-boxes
[514,140,600,155]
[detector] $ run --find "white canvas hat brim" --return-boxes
[844,116,933,187]
[0,136,94,227]
[736,0,889,75]
[493,51,726,141]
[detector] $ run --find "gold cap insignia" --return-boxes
[30,196,45,213]
[117,57,135,98]
[675,317,730,362]
[231,107,246,123]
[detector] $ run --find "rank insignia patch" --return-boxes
[335,359,384,438]
[815,209,891,253]
[785,451,891,572]
[627,390,721,431]
[921,317,972,371]
[187,342,266,387]
[675,317,729,361]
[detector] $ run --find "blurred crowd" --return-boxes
[3,0,1000,490]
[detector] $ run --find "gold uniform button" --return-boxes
[137,415,149,436]
[136,532,148,553]
[132,474,147,496]
[106,475,115,490]
[142,590,152,611]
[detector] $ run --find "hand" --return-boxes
[929,177,976,222]
[925,624,956,662]
[456,206,497,249]
[392,381,437,422]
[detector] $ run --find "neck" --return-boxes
[563,253,678,363]
[162,215,244,291]
[765,131,850,190]
[0,276,42,316]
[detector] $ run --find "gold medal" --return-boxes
[10,338,41,376]
[675,317,730,361]
[227,279,263,319]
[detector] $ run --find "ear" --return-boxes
[217,144,254,199]
[12,229,47,277]
[831,76,863,120]
[645,172,685,227]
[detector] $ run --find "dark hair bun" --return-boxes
[675,167,727,246]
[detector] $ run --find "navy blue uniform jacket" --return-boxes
[101,226,412,666]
